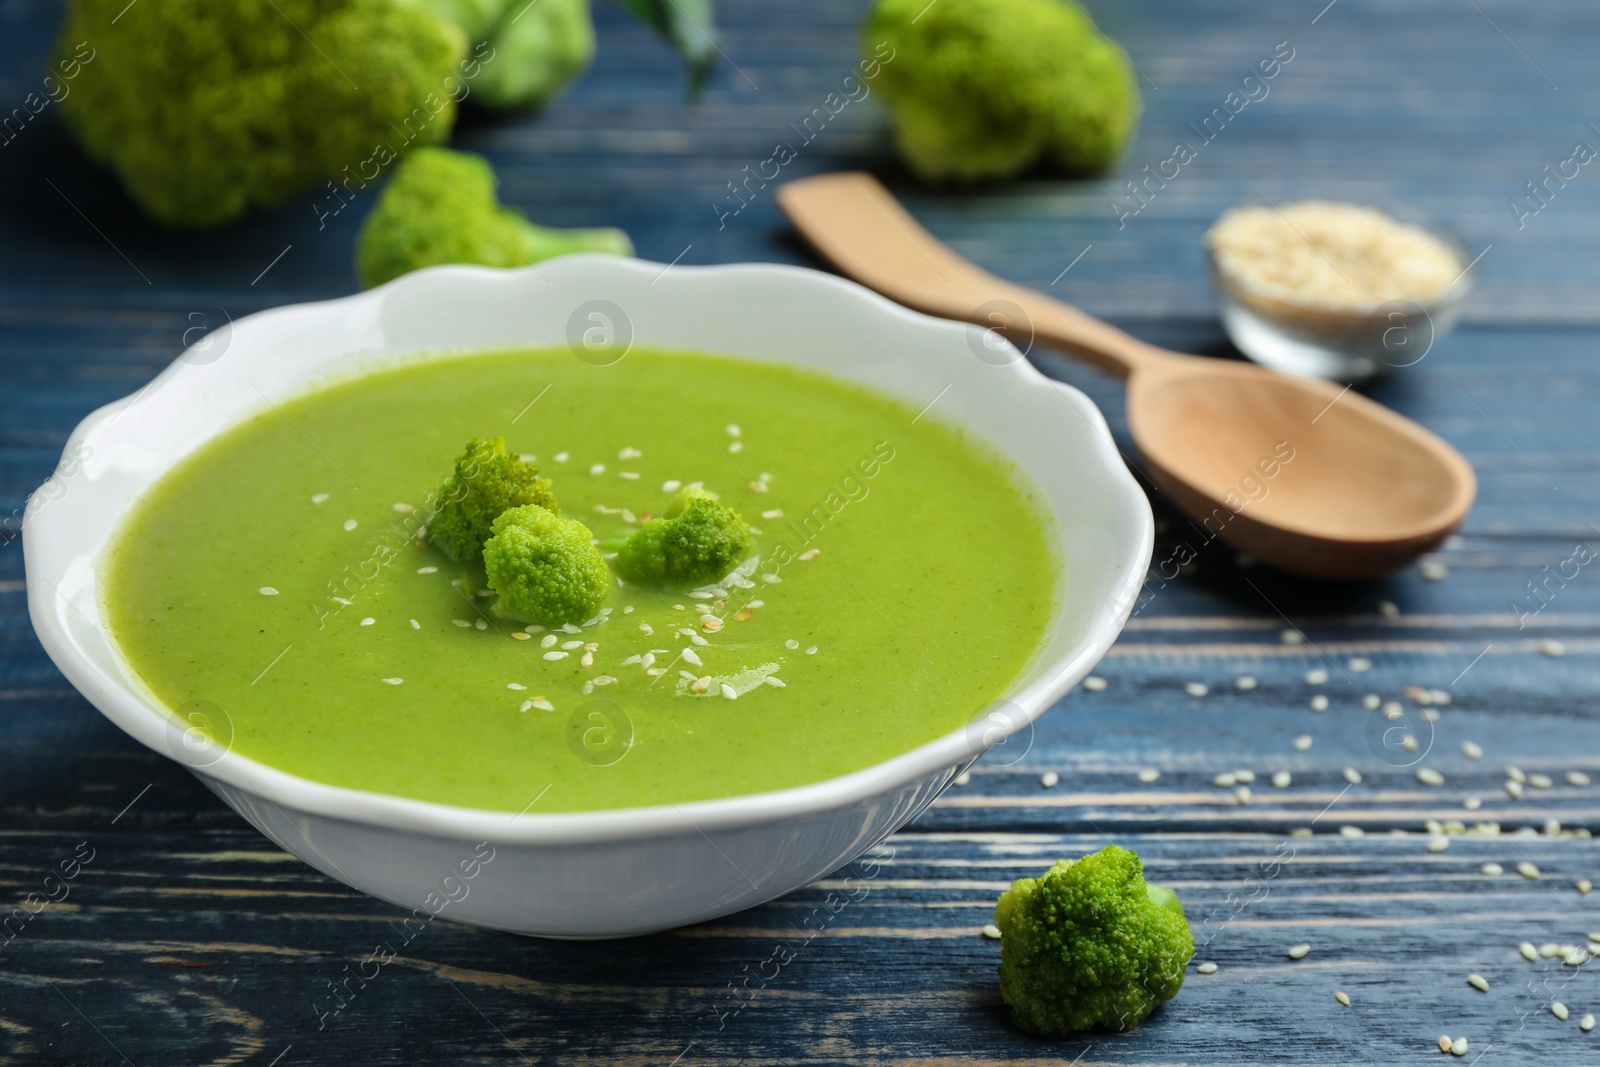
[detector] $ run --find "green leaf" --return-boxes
[611,0,718,99]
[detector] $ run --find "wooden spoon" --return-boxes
[775,172,1475,581]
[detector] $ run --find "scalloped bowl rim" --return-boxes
[25,256,1153,847]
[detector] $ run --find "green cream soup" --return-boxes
[105,348,1059,812]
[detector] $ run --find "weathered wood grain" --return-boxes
[4,0,1600,1062]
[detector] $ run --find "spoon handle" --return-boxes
[776,172,1176,380]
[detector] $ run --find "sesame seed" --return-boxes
[785,639,799,649]
[1568,771,1592,786]
[1310,695,1329,712]
[452,619,471,628]
[1578,879,1593,895]
[1305,668,1329,685]
[1340,825,1365,838]
[1529,773,1553,789]
[1418,768,1445,786]
[1287,943,1310,959]
[580,652,594,667]
[1462,741,1483,760]
[728,442,743,453]
[417,566,438,575]
[1546,818,1562,836]
[981,923,1001,940]
[1582,1014,1596,1033]
[1040,772,1059,789]
[1343,767,1363,784]
[343,519,358,531]
[1185,682,1209,697]
[953,771,971,786]
[562,626,581,637]
[1137,768,1161,783]
[1378,600,1400,618]
[1540,639,1566,658]
[641,653,655,669]
[519,700,534,713]
[1541,943,1560,958]
[799,549,821,561]
[589,463,605,475]
[763,573,782,583]
[765,676,786,688]
[1506,780,1524,799]
[1481,863,1503,876]
[532,697,554,712]
[1280,629,1304,645]
[806,646,818,655]
[1348,656,1372,672]
[475,619,487,630]
[1421,561,1448,580]
[702,617,724,633]
[748,601,764,609]
[410,619,420,630]
[1335,991,1350,1006]
[682,649,703,667]
[1196,962,1218,974]
[1236,675,1258,691]
[1362,694,1381,711]
[552,452,569,463]
[1450,1037,1468,1057]
[1234,770,1255,783]
[1272,770,1292,788]
[381,676,404,685]
[690,634,708,646]
[543,651,568,661]
[1213,773,1238,788]
[1083,676,1108,692]
[1553,1002,1570,1022]
[258,587,279,597]
[1463,796,1482,810]
[720,683,738,700]
[312,493,330,504]
[525,624,545,634]
[1236,785,1252,804]
[1437,1036,1453,1054]
[1293,734,1313,751]
[1517,861,1541,880]
[560,639,582,650]
[1508,765,1527,782]
[1427,836,1449,853]
[1520,942,1538,961]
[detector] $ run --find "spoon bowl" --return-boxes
[776,172,1476,580]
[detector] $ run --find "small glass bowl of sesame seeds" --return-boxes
[1205,200,1475,382]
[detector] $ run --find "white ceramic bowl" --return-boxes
[25,256,1152,938]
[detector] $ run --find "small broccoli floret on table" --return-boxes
[53,0,466,228]
[863,0,1139,183]
[483,505,611,626]
[993,844,1193,1036]
[356,148,632,288]
[613,487,751,586]
[427,438,558,561]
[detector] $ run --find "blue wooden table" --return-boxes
[4,0,1600,1063]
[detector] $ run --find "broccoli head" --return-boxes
[863,0,1138,183]
[356,148,632,288]
[402,0,595,110]
[483,505,611,626]
[53,0,467,228]
[613,487,751,586]
[994,845,1192,1036]
[427,437,558,561]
